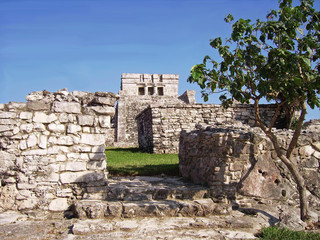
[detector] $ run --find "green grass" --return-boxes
[105,148,179,176]
[256,226,320,240]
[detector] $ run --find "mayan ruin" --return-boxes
[0,72,319,238]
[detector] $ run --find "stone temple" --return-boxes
[0,73,319,228]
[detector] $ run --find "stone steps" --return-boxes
[74,199,231,219]
[72,176,232,219]
[105,176,211,201]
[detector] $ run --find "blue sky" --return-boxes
[1,0,319,120]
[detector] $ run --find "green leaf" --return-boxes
[224,14,234,23]
[210,38,222,48]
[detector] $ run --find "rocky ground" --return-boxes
[0,209,276,240]
[0,176,319,239]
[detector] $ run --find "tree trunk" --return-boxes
[254,99,310,221]
[278,154,310,221]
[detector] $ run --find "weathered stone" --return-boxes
[77,115,94,126]
[87,161,106,170]
[33,112,49,123]
[57,136,74,146]
[0,112,16,119]
[99,116,111,128]
[27,134,38,148]
[52,101,81,113]
[72,219,114,235]
[60,171,105,184]
[48,123,65,133]
[48,198,69,212]
[80,134,105,146]
[64,162,87,171]
[20,124,33,133]
[38,135,47,149]
[0,211,25,226]
[19,112,33,120]
[67,124,82,134]
[88,152,105,161]
[0,125,14,133]
[27,101,50,111]
[0,151,15,173]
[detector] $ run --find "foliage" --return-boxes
[105,148,179,176]
[256,226,320,240]
[189,0,319,111]
[188,0,319,221]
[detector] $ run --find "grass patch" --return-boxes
[256,226,320,240]
[105,148,179,176]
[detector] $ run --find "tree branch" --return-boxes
[286,99,307,158]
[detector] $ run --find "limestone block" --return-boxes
[56,155,67,162]
[87,161,106,170]
[47,113,58,122]
[20,124,33,133]
[33,112,50,123]
[78,115,94,126]
[92,145,105,153]
[65,162,87,171]
[89,152,106,161]
[27,133,38,148]
[86,106,115,116]
[17,183,37,190]
[33,123,46,132]
[99,116,111,128]
[73,136,80,144]
[80,134,105,146]
[299,145,315,156]
[67,124,82,134]
[48,123,65,133]
[26,101,50,111]
[48,198,69,212]
[72,219,114,235]
[19,140,27,150]
[57,136,74,146]
[0,112,16,119]
[17,197,38,210]
[21,149,47,156]
[0,118,17,125]
[38,135,47,149]
[60,171,105,184]
[52,101,81,113]
[313,150,320,159]
[0,104,4,110]
[0,151,15,173]
[48,136,57,144]
[0,125,14,133]
[82,127,91,133]
[48,146,69,154]
[72,145,91,153]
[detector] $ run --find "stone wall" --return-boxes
[116,95,191,146]
[0,89,118,213]
[179,125,320,207]
[137,103,286,154]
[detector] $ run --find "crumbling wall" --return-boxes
[179,125,320,207]
[0,89,118,213]
[137,103,285,153]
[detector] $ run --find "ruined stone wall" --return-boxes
[179,126,320,207]
[0,89,118,213]
[116,96,190,146]
[137,103,285,154]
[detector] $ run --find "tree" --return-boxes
[188,0,319,222]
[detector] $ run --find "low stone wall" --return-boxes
[179,125,320,207]
[0,89,118,213]
[137,103,286,154]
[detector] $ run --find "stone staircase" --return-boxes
[72,176,232,219]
